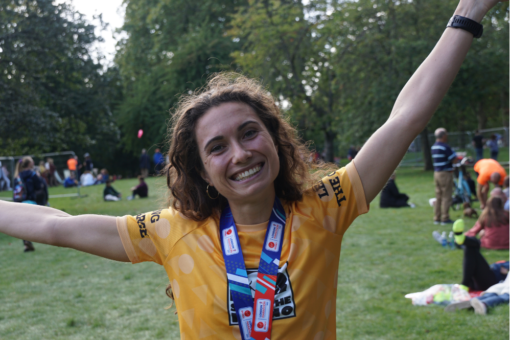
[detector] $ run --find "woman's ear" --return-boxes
[200,169,211,186]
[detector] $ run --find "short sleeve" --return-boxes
[448,148,457,161]
[116,208,200,264]
[298,162,368,236]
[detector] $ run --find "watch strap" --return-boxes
[447,15,483,38]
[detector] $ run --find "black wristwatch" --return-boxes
[447,15,483,38]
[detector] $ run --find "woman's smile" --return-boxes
[231,162,263,182]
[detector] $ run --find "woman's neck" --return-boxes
[229,190,276,225]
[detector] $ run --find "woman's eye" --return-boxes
[210,145,224,153]
[244,130,257,138]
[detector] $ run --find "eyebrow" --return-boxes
[203,120,260,151]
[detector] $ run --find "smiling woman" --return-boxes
[166,74,322,222]
[0,0,505,339]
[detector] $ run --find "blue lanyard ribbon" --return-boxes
[219,198,286,340]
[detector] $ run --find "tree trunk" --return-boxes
[501,91,509,128]
[323,130,335,163]
[421,126,433,171]
[476,102,487,130]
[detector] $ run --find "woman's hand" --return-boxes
[454,0,508,22]
[478,229,486,238]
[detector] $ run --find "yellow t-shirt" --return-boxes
[117,162,368,340]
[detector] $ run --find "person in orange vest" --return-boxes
[67,155,78,178]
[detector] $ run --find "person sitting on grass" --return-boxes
[380,172,415,208]
[464,196,509,250]
[80,170,95,187]
[490,187,508,211]
[104,180,122,201]
[445,219,509,314]
[127,176,148,200]
[0,1,506,337]
[100,169,110,183]
[64,173,78,188]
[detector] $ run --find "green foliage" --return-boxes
[1,0,507,171]
[230,0,345,161]
[0,0,120,157]
[438,2,509,130]
[230,0,508,160]
[114,0,247,155]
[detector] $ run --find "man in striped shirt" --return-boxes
[431,128,458,225]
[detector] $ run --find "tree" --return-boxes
[115,0,247,155]
[339,0,508,169]
[0,0,119,157]
[230,0,361,162]
[230,0,508,167]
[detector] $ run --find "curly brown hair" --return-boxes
[165,73,329,220]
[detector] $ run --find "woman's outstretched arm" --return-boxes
[0,201,129,262]
[353,0,503,203]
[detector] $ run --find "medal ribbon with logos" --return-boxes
[219,198,286,340]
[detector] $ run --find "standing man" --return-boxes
[67,155,78,178]
[431,128,458,225]
[472,130,484,161]
[84,153,93,172]
[153,148,164,174]
[474,158,507,209]
[140,149,150,178]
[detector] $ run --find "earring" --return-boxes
[206,184,219,199]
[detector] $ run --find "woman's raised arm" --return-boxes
[353,0,503,203]
[0,201,129,262]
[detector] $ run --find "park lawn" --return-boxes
[0,171,508,340]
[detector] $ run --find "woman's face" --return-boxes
[195,102,280,204]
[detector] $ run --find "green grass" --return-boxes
[0,172,508,339]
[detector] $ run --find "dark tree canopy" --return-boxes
[0,0,119,159]
[114,0,247,155]
[1,0,507,173]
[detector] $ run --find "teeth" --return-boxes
[234,165,261,181]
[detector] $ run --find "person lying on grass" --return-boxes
[445,219,509,314]
[0,0,505,338]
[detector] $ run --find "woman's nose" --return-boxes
[232,142,252,164]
